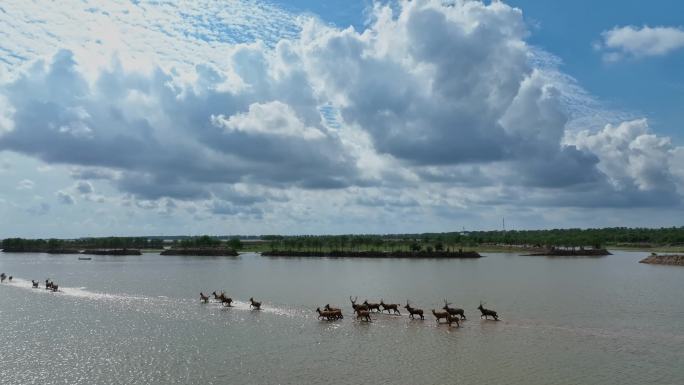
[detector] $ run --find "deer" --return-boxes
[477,301,499,321]
[45,279,53,290]
[363,299,382,312]
[8,276,11,282]
[323,305,344,319]
[32,280,39,288]
[433,309,459,327]
[380,299,401,315]
[404,300,424,320]
[0,273,5,283]
[350,296,369,313]
[199,292,209,303]
[443,298,466,320]
[316,307,342,320]
[355,308,372,322]
[316,307,333,320]
[249,297,262,310]
[221,295,233,307]
[212,291,224,301]
[50,283,59,292]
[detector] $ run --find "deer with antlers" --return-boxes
[380,299,401,315]
[443,299,466,320]
[249,297,262,310]
[477,301,499,321]
[350,296,369,313]
[363,299,382,313]
[404,300,424,320]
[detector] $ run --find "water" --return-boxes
[0,251,682,385]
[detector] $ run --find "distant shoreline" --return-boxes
[260,250,482,259]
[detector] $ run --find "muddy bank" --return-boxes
[160,248,238,256]
[260,250,482,258]
[1,248,82,254]
[639,254,684,266]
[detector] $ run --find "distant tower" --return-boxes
[502,217,506,232]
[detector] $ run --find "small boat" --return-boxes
[78,257,92,261]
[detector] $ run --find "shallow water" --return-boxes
[0,251,682,385]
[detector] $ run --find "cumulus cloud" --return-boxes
[56,190,75,205]
[75,181,94,194]
[568,119,678,194]
[0,0,682,235]
[598,26,684,60]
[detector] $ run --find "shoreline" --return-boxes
[260,250,482,258]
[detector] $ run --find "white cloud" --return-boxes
[0,0,682,236]
[16,179,34,190]
[212,101,325,140]
[598,25,684,60]
[56,190,75,205]
[568,119,678,194]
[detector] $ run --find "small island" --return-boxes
[261,250,482,258]
[81,249,142,256]
[160,248,238,256]
[639,253,684,266]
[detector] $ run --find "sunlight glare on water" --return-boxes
[0,251,682,385]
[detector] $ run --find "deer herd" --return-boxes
[198,290,500,327]
[2,273,500,327]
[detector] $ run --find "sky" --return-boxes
[0,0,683,238]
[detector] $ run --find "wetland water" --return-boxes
[1,251,682,384]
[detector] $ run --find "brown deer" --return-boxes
[355,308,372,322]
[316,307,343,320]
[32,280,39,288]
[433,309,459,327]
[50,283,59,292]
[212,291,225,301]
[380,299,401,315]
[363,300,382,312]
[404,300,424,320]
[0,273,5,283]
[443,299,466,320]
[199,292,209,303]
[323,304,343,319]
[316,307,331,320]
[8,276,11,282]
[477,301,499,321]
[350,296,369,313]
[45,279,53,290]
[221,296,233,307]
[249,297,262,310]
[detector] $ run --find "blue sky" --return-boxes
[278,0,684,142]
[0,0,683,237]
